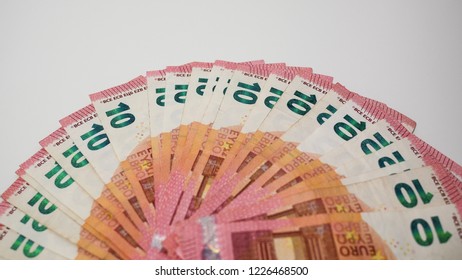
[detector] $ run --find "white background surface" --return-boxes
[0,0,461,193]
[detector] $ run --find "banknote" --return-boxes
[146,69,167,208]
[170,62,214,173]
[160,64,195,181]
[90,76,155,224]
[60,104,148,231]
[216,162,462,222]
[177,203,462,259]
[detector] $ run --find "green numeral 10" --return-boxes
[411,216,452,246]
[27,193,57,215]
[10,235,44,258]
[174,84,188,103]
[334,114,366,141]
[233,82,261,105]
[395,179,433,208]
[44,162,74,189]
[62,144,89,168]
[105,102,136,128]
[80,124,110,151]
[286,90,317,116]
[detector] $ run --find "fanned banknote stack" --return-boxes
[1,60,461,260]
